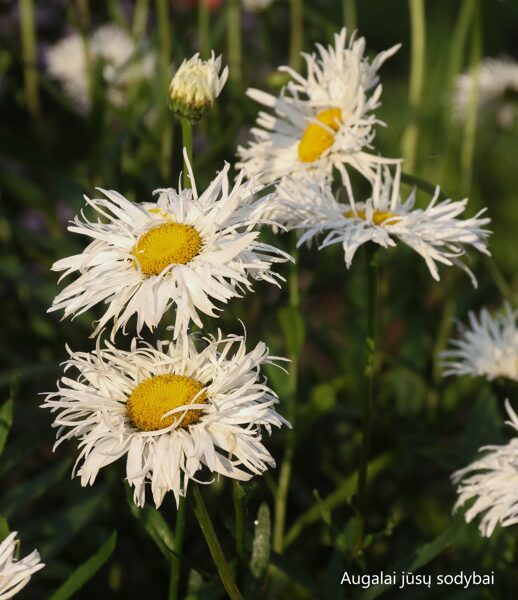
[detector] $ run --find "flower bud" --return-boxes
[168,52,228,122]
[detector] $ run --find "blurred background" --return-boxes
[1,0,518,598]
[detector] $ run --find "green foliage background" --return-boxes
[1,0,518,598]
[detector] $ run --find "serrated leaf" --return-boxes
[0,398,13,458]
[250,503,271,580]
[48,531,117,600]
[125,483,175,560]
[277,306,305,358]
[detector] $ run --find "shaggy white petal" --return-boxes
[237,28,401,187]
[292,165,491,286]
[453,400,518,537]
[49,159,290,339]
[441,304,518,381]
[42,332,289,508]
[0,533,44,600]
[47,23,155,110]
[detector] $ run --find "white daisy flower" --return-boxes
[441,304,518,382]
[237,28,401,188]
[0,532,44,599]
[295,165,491,286]
[48,157,289,339]
[453,57,518,130]
[42,332,288,508]
[169,52,228,121]
[47,23,155,110]
[452,400,518,537]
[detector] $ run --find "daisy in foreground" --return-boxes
[49,158,289,338]
[295,166,491,286]
[42,331,288,508]
[0,532,44,599]
[441,304,518,382]
[452,400,518,537]
[237,28,401,188]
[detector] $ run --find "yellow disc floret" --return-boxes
[345,209,401,226]
[298,108,342,163]
[132,222,202,276]
[127,374,207,431]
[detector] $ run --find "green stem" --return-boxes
[342,0,357,31]
[168,496,186,600]
[198,0,210,59]
[227,0,241,83]
[289,0,304,71]
[181,117,193,189]
[191,486,244,600]
[273,245,299,554]
[402,0,426,172]
[356,245,379,544]
[461,0,481,193]
[232,481,245,571]
[156,0,173,181]
[133,0,150,39]
[19,0,40,118]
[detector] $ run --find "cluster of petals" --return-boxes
[0,532,44,600]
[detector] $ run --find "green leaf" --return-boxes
[0,459,72,518]
[284,453,392,549]
[359,520,463,600]
[23,487,107,560]
[48,531,117,600]
[125,483,175,560]
[0,514,9,539]
[250,503,271,580]
[0,398,13,458]
[400,172,449,201]
[277,306,305,358]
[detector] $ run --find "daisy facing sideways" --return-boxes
[237,27,401,188]
[49,156,289,338]
[441,304,518,382]
[452,399,518,537]
[0,532,44,599]
[42,331,288,508]
[295,165,491,286]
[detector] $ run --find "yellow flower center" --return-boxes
[132,222,202,276]
[127,374,207,431]
[297,108,343,163]
[345,209,401,226]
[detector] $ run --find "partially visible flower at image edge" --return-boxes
[293,165,492,286]
[169,51,228,122]
[0,532,44,599]
[452,399,518,537]
[441,303,518,382]
[42,331,289,508]
[237,27,402,189]
[48,156,290,339]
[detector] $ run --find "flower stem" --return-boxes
[402,0,426,172]
[180,117,193,190]
[198,0,210,59]
[133,0,150,39]
[342,0,357,31]
[168,496,186,600]
[232,481,245,571]
[289,0,304,71]
[273,245,299,554]
[227,0,242,83]
[19,0,40,118]
[356,244,379,544]
[156,0,173,181]
[191,485,244,600]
